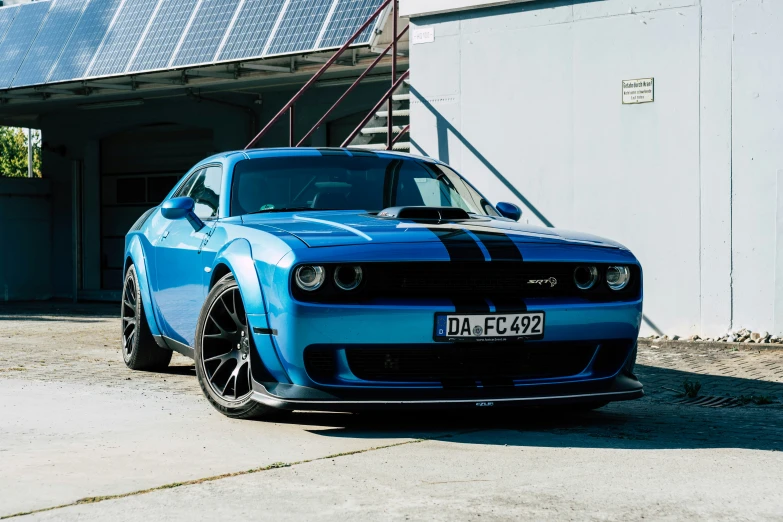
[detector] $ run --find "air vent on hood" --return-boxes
[376,206,471,221]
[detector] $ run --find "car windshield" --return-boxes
[230,154,499,217]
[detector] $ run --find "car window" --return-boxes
[430,165,500,217]
[183,166,222,219]
[174,169,200,198]
[230,156,496,217]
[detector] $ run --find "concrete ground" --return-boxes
[1,303,782,521]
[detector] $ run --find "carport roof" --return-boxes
[0,0,388,101]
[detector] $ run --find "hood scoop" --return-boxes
[376,206,471,221]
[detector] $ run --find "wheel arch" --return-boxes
[209,239,291,384]
[125,234,164,338]
[211,238,268,316]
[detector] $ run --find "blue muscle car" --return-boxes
[122,148,643,419]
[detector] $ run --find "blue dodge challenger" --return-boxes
[122,148,643,419]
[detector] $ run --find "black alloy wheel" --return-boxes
[195,273,276,419]
[201,286,252,400]
[121,265,173,371]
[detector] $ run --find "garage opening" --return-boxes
[100,123,213,290]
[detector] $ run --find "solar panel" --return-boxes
[48,0,123,83]
[127,0,198,73]
[87,0,159,77]
[2,0,383,88]
[216,0,286,62]
[0,1,50,89]
[0,5,20,48]
[318,0,381,49]
[170,0,241,67]
[12,0,87,88]
[266,0,333,56]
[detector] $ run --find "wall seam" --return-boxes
[729,0,734,330]
[698,1,703,334]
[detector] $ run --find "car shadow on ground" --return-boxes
[266,365,783,452]
[161,365,197,376]
[287,403,782,452]
[0,301,117,320]
[634,364,783,400]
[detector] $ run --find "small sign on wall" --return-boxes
[412,26,435,45]
[622,78,654,104]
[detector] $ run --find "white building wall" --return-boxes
[731,0,783,335]
[405,0,783,337]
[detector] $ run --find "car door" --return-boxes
[154,165,224,346]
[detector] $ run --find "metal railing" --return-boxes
[244,0,408,151]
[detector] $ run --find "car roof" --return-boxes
[202,147,440,165]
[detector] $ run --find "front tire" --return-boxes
[121,265,172,371]
[195,274,276,419]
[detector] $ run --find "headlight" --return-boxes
[606,266,630,290]
[334,265,363,291]
[295,265,325,291]
[573,266,598,290]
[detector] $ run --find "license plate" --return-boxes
[434,312,545,342]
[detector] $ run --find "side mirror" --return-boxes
[161,197,204,230]
[162,197,195,220]
[496,202,522,221]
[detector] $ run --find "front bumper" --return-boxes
[247,247,645,410]
[250,371,643,411]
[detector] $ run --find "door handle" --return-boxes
[162,230,169,239]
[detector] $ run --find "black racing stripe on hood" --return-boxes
[471,231,523,261]
[427,228,485,262]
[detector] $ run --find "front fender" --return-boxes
[126,234,163,338]
[212,239,291,384]
[213,239,267,316]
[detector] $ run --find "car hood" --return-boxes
[240,211,627,250]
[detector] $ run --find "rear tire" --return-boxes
[121,265,173,371]
[195,273,277,420]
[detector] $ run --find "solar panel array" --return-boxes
[127,0,198,72]
[11,0,86,88]
[0,2,50,88]
[217,0,286,62]
[0,0,386,90]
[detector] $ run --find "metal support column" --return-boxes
[72,161,82,303]
[27,128,33,178]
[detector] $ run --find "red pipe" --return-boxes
[296,26,409,147]
[289,105,295,146]
[388,0,398,150]
[245,0,392,149]
[341,69,410,148]
[390,124,410,148]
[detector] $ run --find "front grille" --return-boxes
[343,342,598,383]
[304,349,337,381]
[292,262,641,303]
[367,262,572,299]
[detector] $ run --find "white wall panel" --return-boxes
[699,0,733,336]
[409,0,783,336]
[731,0,783,333]
[571,7,701,336]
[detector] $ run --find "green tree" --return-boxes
[0,127,42,178]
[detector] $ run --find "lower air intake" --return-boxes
[344,342,598,383]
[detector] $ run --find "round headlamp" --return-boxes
[573,266,599,290]
[334,265,363,291]
[606,266,630,291]
[295,265,325,291]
